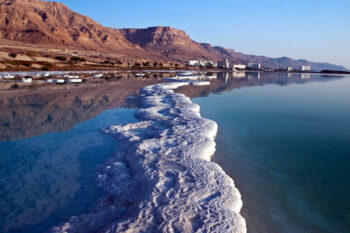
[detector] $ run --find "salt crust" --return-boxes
[49,80,246,233]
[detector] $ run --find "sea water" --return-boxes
[0,108,136,233]
[193,74,350,233]
[2,72,350,233]
[49,81,246,233]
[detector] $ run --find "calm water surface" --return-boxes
[1,72,349,233]
[0,75,157,233]
[0,108,136,233]
[193,73,350,233]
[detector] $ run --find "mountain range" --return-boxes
[0,0,347,71]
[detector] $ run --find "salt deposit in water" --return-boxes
[49,79,246,233]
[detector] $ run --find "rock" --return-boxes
[31,63,42,69]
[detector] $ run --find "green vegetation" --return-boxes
[11,84,19,89]
[8,53,17,58]
[8,60,32,67]
[103,60,115,65]
[54,56,67,61]
[116,60,123,66]
[70,56,86,62]
[22,61,32,67]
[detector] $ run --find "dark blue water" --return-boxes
[0,108,136,233]
[193,74,350,233]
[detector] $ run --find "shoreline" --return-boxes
[2,72,349,232]
[0,69,339,93]
[49,81,246,232]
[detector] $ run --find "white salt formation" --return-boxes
[49,80,246,233]
[166,74,217,81]
[0,70,111,78]
[93,74,104,78]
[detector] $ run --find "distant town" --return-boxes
[187,59,312,72]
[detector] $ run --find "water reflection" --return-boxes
[0,77,159,141]
[0,72,345,141]
[247,72,261,80]
[0,71,347,232]
[0,108,135,233]
[191,74,350,233]
[176,72,345,99]
[232,72,246,79]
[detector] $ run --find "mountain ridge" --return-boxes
[0,0,347,71]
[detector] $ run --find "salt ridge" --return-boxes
[49,80,246,233]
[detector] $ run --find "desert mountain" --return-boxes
[0,0,347,71]
[119,27,219,60]
[0,0,151,57]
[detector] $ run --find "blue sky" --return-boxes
[56,0,350,68]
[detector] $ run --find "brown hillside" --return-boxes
[0,0,149,56]
[0,0,347,71]
[119,27,219,61]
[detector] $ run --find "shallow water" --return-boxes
[1,72,349,232]
[0,108,136,233]
[193,73,350,233]
[49,81,245,233]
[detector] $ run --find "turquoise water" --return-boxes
[0,108,136,233]
[1,73,350,233]
[193,74,350,233]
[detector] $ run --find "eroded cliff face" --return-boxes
[0,0,148,55]
[119,26,219,60]
[119,27,196,47]
[0,0,347,70]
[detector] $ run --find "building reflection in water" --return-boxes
[0,72,344,141]
[301,73,310,79]
[247,72,261,80]
[232,72,246,79]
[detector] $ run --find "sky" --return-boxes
[56,0,350,68]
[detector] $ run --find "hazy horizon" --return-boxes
[55,0,350,68]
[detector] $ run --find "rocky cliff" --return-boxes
[0,0,347,71]
[0,0,149,56]
[119,27,218,60]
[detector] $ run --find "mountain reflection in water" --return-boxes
[0,72,344,141]
[0,78,159,141]
[0,71,346,233]
[176,71,344,98]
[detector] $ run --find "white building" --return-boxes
[248,63,261,70]
[217,59,230,69]
[187,60,199,66]
[300,65,311,71]
[287,67,293,72]
[187,60,217,67]
[233,64,246,70]
[204,60,217,67]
